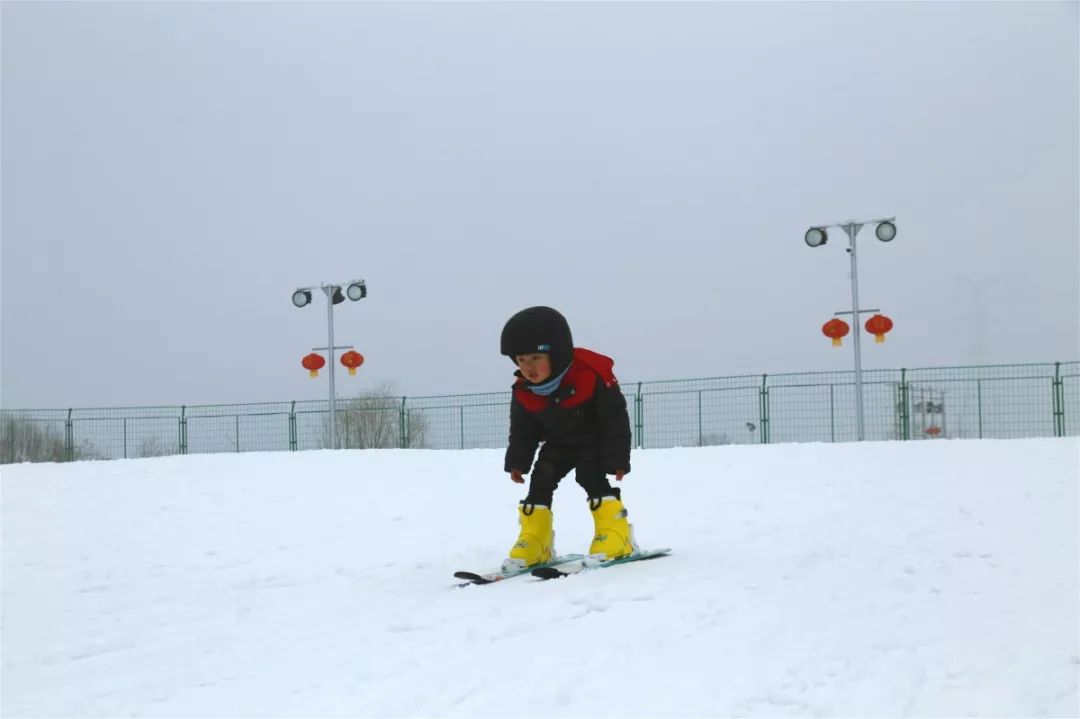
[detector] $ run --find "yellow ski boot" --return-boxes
[587,496,636,561]
[504,503,554,571]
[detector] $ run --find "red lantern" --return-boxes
[865,314,894,344]
[822,318,850,347]
[340,350,365,376]
[301,353,326,378]
[925,425,942,438]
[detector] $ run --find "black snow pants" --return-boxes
[523,442,620,507]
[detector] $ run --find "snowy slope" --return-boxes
[2,439,1077,718]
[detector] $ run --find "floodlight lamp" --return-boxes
[292,289,312,308]
[875,221,897,242]
[347,280,367,301]
[805,227,828,248]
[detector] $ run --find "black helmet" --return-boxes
[500,306,574,376]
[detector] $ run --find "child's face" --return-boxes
[515,353,552,383]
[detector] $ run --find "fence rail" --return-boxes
[2,362,1076,463]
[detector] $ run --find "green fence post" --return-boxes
[830,384,836,443]
[179,406,188,455]
[235,416,240,453]
[1053,361,1065,437]
[697,390,703,447]
[635,382,644,450]
[977,380,984,439]
[400,397,407,448]
[289,401,297,451]
[65,409,74,462]
[759,375,769,444]
[900,368,910,440]
[5,417,13,464]
[123,418,128,459]
[459,406,465,449]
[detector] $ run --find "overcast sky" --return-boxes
[2,1,1078,409]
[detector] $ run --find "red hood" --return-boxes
[512,347,619,412]
[571,347,618,387]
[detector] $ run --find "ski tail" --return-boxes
[531,548,671,580]
[454,553,584,586]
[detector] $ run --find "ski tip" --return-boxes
[453,571,499,585]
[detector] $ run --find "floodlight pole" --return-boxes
[322,284,340,449]
[808,216,895,442]
[293,279,367,451]
[841,221,868,442]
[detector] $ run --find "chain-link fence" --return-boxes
[3,362,1076,463]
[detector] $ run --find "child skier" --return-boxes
[499,306,637,569]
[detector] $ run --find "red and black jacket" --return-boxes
[504,348,632,476]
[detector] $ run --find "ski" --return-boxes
[454,554,584,586]
[531,548,672,579]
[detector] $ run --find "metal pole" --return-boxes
[325,285,338,450]
[977,379,984,439]
[635,383,644,449]
[829,384,835,442]
[697,390,703,446]
[843,222,867,441]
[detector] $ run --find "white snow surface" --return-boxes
[2,438,1078,718]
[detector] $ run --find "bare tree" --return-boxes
[138,437,174,458]
[1,415,66,463]
[337,382,427,449]
[0,414,99,463]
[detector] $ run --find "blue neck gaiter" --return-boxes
[527,363,571,396]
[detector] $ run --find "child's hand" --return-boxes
[614,470,625,481]
[510,469,525,484]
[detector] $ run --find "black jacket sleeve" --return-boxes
[504,398,542,473]
[595,379,632,475]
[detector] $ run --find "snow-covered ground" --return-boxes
[2,438,1077,718]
